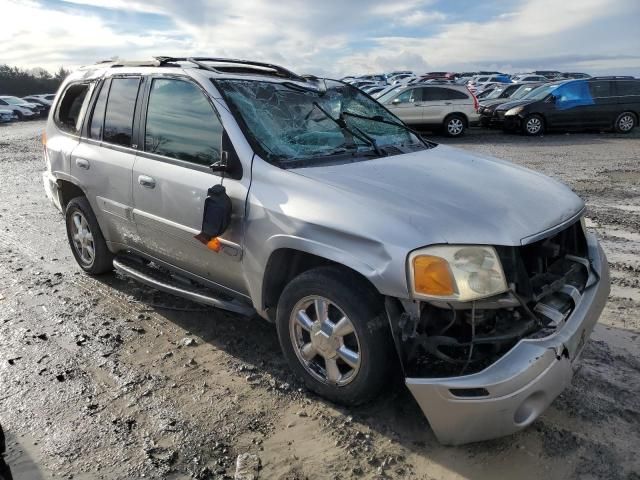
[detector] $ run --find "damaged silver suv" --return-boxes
[43,57,610,445]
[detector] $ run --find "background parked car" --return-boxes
[22,96,51,115]
[503,77,640,135]
[0,96,39,120]
[0,108,16,123]
[511,74,549,83]
[379,84,478,136]
[479,83,546,126]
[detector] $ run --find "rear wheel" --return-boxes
[614,112,636,133]
[522,114,544,136]
[65,197,113,275]
[276,266,394,405]
[444,114,466,137]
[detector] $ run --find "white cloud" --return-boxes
[0,0,638,77]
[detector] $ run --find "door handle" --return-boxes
[445,102,453,105]
[414,103,423,107]
[138,175,156,189]
[75,158,90,170]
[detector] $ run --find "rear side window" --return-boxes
[588,81,612,98]
[616,81,640,96]
[423,87,468,101]
[144,78,223,165]
[103,77,140,147]
[55,83,92,134]
[89,81,109,140]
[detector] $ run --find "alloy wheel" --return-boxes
[526,117,542,134]
[619,114,634,132]
[70,211,95,266]
[289,295,361,386]
[447,118,464,136]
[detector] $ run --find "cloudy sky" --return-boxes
[1,0,639,77]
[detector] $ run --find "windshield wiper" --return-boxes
[311,102,384,156]
[341,111,435,148]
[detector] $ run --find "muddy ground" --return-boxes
[0,120,638,480]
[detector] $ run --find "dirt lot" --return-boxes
[0,120,638,480]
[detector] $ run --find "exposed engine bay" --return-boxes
[395,221,591,378]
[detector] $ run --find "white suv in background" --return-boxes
[378,84,479,136]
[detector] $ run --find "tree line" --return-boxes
[0,64,71,97]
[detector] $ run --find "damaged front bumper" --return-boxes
[396,233,609,445]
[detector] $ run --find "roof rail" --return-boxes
[591,75,636,80]
[153,56,306,81]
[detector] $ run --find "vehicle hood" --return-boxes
[293,145,584,247]
[495,98,535,112]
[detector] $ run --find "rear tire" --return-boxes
[443,114,466,137]
[614,112,636,133]
[522,114,544,136]
[65,196,113,275]
[276,266,395,406]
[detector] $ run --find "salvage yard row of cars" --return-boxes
[343,71,640,137]
[0,93,55,122]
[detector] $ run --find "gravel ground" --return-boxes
[0,120,638,480]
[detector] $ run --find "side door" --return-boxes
[131,76,250,296]
[545,81,591,129]
[69,76,141,248]
[386,88,423,124]
[587,81,617,128]
[420,87,452,124]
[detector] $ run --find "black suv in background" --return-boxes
[502,77,640,135]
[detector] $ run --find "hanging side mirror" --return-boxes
[194,184,232,246]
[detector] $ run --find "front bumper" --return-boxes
[403,233,609,445]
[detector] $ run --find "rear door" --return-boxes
[70,76,141,247]
[420,87,453,124]
[587,81,617,128]
[131,76,250,295]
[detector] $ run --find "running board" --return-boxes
[113,255,255,316]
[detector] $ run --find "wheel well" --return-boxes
[57,180,85,209]
[618,111,638,122]
[261,249,379,321]
[445,112,468,126]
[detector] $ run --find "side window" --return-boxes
[103,77,140,147]
[0,100,7,106]
[55,83,92,134]
[554,81,594,109]
[395,89,416,103]
[144,78,223,165]
[588,81,612,98]
[89,80,109,140]
[616,81,640,96]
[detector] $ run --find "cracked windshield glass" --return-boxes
[216,79,424,164]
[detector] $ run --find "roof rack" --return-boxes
[154,56,307,82]
[591,76,636,80]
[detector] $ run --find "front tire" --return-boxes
[522,114,544,136]
[276,266,394,405]
[614,112,636,133]
[65,197,113,275]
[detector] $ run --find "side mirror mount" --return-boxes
[209,131,243,180]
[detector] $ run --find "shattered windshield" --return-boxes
[215,79,422,164]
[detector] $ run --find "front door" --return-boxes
[387,87,423,124]
[547,81,596,129]
[131,76,250,296]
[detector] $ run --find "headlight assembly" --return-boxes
[505,106,524,116]
[409,245,508,302]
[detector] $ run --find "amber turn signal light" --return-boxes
[206,237,222,252]
[413,255,455,296]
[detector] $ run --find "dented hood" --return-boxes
[294,145,584,247]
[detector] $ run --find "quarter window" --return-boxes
[616,81,640,96]
[144,78,222,165]
[423,87,468,101]
[55,83,92,134]
[103,77,140,147]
